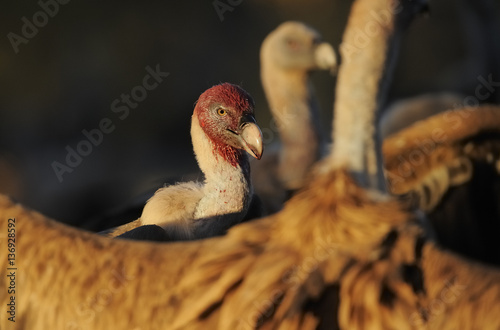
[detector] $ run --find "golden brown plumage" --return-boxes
[380,93,466,139]
[3,169,500,329]
[384,105,500,265]
[384,105,500,198]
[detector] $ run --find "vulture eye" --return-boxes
[286,39,300,50]
[217,108,227,116]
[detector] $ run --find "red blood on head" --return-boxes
[193,83,255,167]
[196,83,255,118]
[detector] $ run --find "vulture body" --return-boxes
[3,0,500,329]
[116,224,170,241]
[384,105,500,265]
[109,83,264,240]
[380,92,465,138]
[378,0,500,266]
[252,21,337,213]
[3,170,500,329]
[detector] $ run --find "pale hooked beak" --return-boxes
[314,42,337,75]
[236,114,264,160]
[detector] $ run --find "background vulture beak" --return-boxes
[314,42,337,75]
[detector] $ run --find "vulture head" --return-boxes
[194,83,263,166]
[261,21,337,73]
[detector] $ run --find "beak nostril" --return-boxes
[239,113,257,128]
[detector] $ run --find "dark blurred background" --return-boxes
[0,0,499,228]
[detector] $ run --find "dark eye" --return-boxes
[217,108,227,116]
[286,39,300,50]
